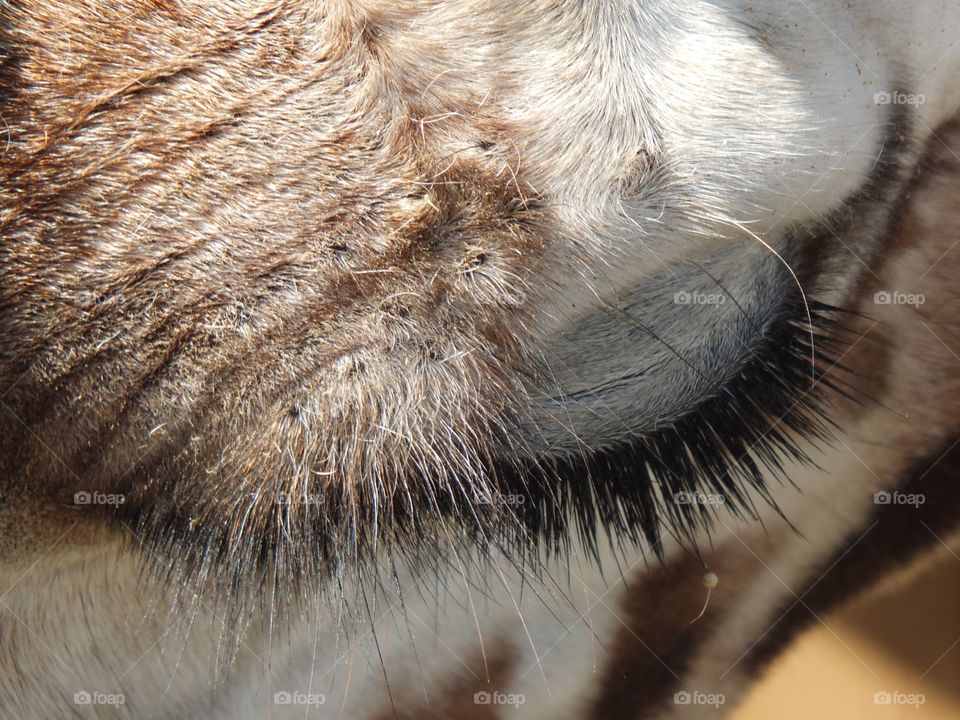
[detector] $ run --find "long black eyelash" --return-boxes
[127,294,853,664]
[479,298,854,564]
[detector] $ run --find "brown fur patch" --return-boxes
[739,434,960,679]
[0,1,554,594]
[368,634,520,720]
[587,543,772,719]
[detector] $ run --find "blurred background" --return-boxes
[735,550,960,719]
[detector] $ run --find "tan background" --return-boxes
[735,551,960,719]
